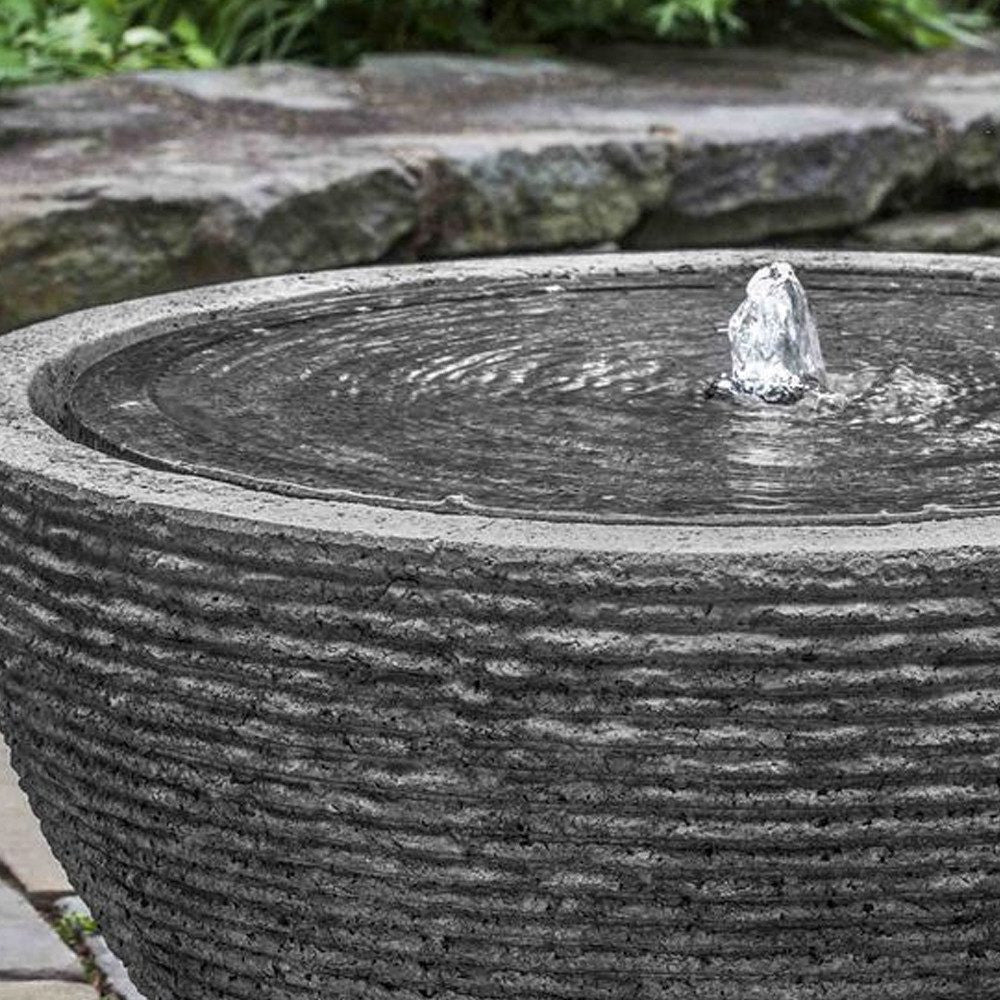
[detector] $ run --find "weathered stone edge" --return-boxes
[4,248,1000,555]
[2,92,992,332]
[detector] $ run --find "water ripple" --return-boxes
[64,277,1000,522]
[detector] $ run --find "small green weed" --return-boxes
[54,909,99,947]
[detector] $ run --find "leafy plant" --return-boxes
[476,0,995,46]
[115,0,489,64]
[648,0,745,43]
[54,909,99,946]
[0,0,995,89]
[0,0,216,87]
[820,0,995,48]
[52,909,115,1000]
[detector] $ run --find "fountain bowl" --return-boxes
[2,251,1000,1000]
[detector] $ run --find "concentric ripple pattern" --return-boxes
[64,272,1000,522]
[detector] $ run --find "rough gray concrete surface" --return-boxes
[2,252,1000,999]
[5,45,1000,330]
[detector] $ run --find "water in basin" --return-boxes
[63,265,1000,522]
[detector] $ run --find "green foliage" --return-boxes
[129,0,490,64]
[642,1,744,44]
[53,910,99,947]
[819,0,995,49]
[53,910,115,1000]
[0,0,216,87]
[0,0,995,88]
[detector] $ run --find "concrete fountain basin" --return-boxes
[1,251,999,999]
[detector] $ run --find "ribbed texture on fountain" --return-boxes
[2,473,999,1000]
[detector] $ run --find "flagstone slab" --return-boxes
[6,46,1000,331]
[0,983,95,1000]
[0,737,72,900]
[0,881,83,981]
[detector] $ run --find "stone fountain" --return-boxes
[1,250,999,1000]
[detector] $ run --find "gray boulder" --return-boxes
[375,132,676,257]
[0,134,417,330]
[855,207,1000,252]
[627,105,937,246]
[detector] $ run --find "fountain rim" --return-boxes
[5,248,1000,557]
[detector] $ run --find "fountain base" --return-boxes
[2,251,1000,1000]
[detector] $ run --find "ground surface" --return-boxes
[1,736,141,1000]
[4,43,1000,331]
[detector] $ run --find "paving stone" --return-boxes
[0,736,72,900]
[133,62,361,113]
[356,52,611,91]
[0,983,96,1000]
[0,79,172,147]
[0,881,83,980]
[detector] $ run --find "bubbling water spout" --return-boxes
[711,261,827,404]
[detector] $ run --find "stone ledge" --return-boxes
[5,47,1000,331]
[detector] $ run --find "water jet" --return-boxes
[710,260,826,404]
